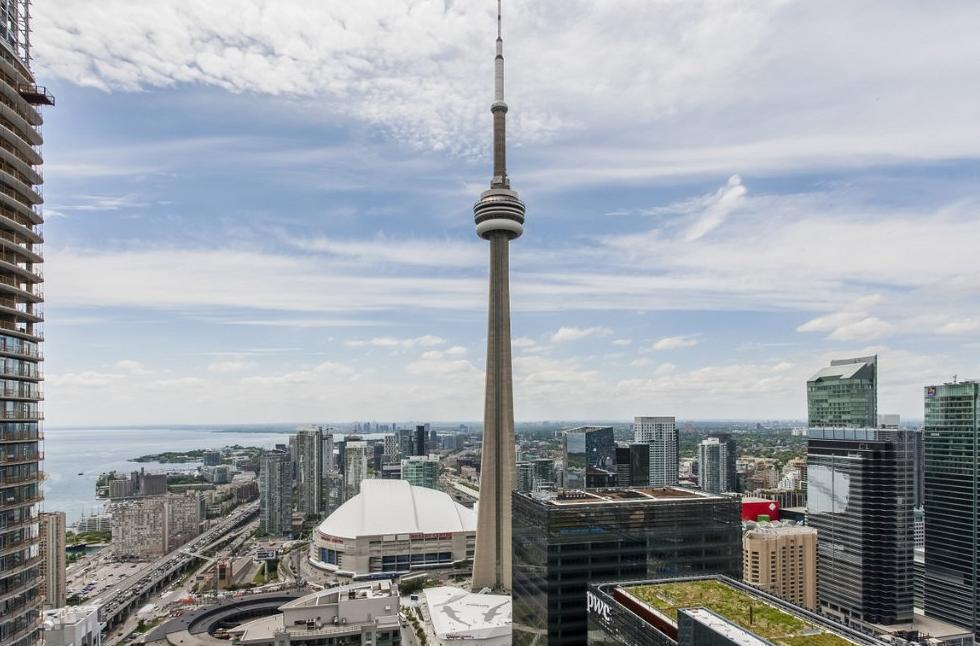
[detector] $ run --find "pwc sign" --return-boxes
[587,591,612,623]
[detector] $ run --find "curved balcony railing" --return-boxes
[0,430,40,443]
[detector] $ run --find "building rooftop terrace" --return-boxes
[529,486,724,506]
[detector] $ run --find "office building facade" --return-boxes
[633,416,678,486]
[513,487,742,645]
[807,355,877,428]
[742,524,817,609]
[259,451,291,537]
[562,426,615,489]
[807,427,915,628]
[39,511,65,608]
[924,381,980,633]
[401,455,440,490]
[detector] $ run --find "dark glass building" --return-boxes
[512,487,742,646]
[807,355,877,428]
[562,426,615,489]
[806,427,915,628]
[924,381,980,633]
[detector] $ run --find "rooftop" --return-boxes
[316,479,475,539]
[424,586,512,642]
[617,577,881,646]
[280,580,396,609]
[527,486,723,506]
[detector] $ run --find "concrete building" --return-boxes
[110,494,201,560]
[513,487,742,645]
[0,10,51,642]
[807,355,878,428]
[382,433,398,463]
[343,440,369,502]
[423,586,511,645]
[259,451,291,537]
[742,523,817,610]
[202,450,221,466]
[310,480,475,579]
[227,581,401,646]
[294,427,327,519]
[562,426,615,489]
[39,511,66,608]
[632,416,678,486]
[924,381,980,634]
[41,606,102,646]
[807,427,915,629]
[471,0,525,593]
[587,576,890,646]
[401,455,440,490]
[73,514,111,534]
[397,427,414,457]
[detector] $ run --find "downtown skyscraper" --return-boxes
[0,2,52,643]
[633,416,678,486]
[807,355,878,428]
[923,381,980,633]
[294,427,328,520]
[471,0,525,592]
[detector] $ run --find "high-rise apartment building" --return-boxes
[401,455,440,490]
[697,436,735,493]
[924,381,980,633]
[0,5,50,643]
[414,425,428,456]
[110,494,201,559]
[561,425,615,489]
[513,487,742,646]
[633,416,678,486]
[807,427,915,628]
[295,427,327,520]
[39,512,66,608]
[382,434,398,464]
[807,355,877,428]
[343,441,369,502]
[742,524,817,610]
[259,451,291,537]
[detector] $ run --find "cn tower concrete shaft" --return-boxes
[472,232,516,591]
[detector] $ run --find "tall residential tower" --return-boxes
[0,2,52,643]
[472,0,525,592]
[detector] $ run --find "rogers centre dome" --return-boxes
[310,480,476,579]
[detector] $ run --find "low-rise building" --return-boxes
[229,581,400,646]
[42,605,102,646]
[423,586,511,645]
[310,479,475,578]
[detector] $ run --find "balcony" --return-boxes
[0,431,40,443]
[16,85,54,107]
[0,409,41,421]
[0,452,41,466]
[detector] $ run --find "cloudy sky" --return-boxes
[34,0,980,425]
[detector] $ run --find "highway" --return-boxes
[95,501,259,633]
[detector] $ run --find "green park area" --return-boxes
[627,580,855,646]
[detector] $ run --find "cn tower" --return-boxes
[471,0,524,592]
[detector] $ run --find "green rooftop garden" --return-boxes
[626,580,856,646]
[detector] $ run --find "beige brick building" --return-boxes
[743,524,817,609]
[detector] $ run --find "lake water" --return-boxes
[43,426,296,523]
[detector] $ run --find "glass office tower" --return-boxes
[806,427,915,628]
[807,355,877,428]
[561,426,615,489]
[512,487,742,646]
[0,2,51,644]
[924,381,980,633]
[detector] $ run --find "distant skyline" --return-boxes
[35,1,980,425]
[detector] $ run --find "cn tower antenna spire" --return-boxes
[491,0,508,188]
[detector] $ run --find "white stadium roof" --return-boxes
[317,479,476,539]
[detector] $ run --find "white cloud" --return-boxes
[46,371,123,388]
[550,326,613,343]
[208,360,251,373]
[114,360,155,376]
[345,335,445,349]
[612,338,632,346]
[512,337,538,349]
[684,175,746,241]
[798,295,895,341]
[653,335,698,350]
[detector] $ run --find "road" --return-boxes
[96,502,259,633]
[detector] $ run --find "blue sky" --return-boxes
[34,0,980,425]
